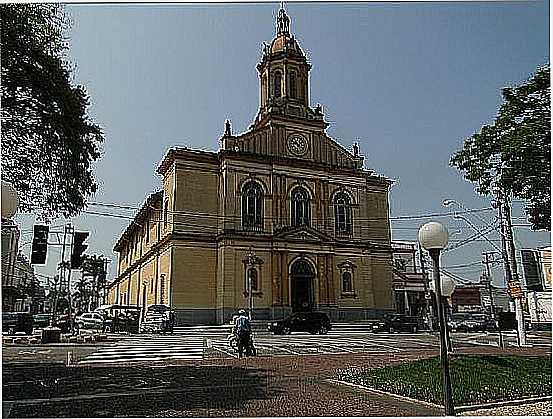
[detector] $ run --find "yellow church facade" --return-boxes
[107,8,394,325]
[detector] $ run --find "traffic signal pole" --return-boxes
[50,225,68,327]
[67,224,75,335]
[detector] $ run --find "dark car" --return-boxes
[372,314,419,333]
[451,313,496,332]
[2,312,34,335]
[268,312,331,335]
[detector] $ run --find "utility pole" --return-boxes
[483,251,504,348]
[503,198,527,346]
[497,195,527,346]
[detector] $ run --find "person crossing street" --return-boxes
[234,309,252,358]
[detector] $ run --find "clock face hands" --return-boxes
[287,135,308,156]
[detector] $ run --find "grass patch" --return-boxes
[336,355,551,406]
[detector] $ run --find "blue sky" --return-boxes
[16,1,550,287]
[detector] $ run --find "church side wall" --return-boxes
[173,162,219,236]
[171,243,217,325]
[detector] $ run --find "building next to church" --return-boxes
[106,7,394,325]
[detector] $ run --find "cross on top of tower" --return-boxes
[276,4,290,36]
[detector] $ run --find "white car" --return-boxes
[76,312,111,331]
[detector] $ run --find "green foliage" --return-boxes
[1,4,104,220]
[337,355,551,406]
[80,254,107,310]
[451,66,551,230]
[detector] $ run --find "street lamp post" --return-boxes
[429,273,456,352]
[246,249,256,321]
[419,222,455,416]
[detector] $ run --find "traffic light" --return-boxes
[71,231,89,269]
[30,225,49,264]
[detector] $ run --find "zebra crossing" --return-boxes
[76,329,549,365]
[78,334,206,365]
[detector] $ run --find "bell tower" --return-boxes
[252,6,325,129]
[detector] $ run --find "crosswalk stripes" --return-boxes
[78,335,206,365]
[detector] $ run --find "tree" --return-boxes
[1,4,104,220]
[81,254,107,310]
[451,65,551,230]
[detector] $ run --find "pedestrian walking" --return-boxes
[235,309,252,358]
[168,310,175,334]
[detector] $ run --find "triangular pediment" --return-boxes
[274,225,333,243]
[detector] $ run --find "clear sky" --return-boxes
[16,1,550,288]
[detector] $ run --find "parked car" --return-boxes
[449,313,496,332]
[447,313,469,332]
[372,314,420,333]
[75,312,112,332]
[2,312,34,335]
[268,312,331,335]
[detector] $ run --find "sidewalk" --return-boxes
[3,347,550,417]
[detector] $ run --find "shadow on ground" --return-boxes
[3,362,277,417]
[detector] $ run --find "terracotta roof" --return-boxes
[270,34,303,55]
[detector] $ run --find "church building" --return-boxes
[107,7,395,325]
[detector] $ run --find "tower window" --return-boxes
[289,71,297,99]
[274,71,282,98]
[291,187,310,227]
[242,181,264,231]
[334,192,353,235]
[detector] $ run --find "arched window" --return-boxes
[289,71,297,99]
[242,181,264,230]
[246,267,259,292]
[334,192,353,235]
[342,271,353,293]
[274,71,282,98]
[291,187,310,227]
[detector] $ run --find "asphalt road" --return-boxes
[3,328,550,365]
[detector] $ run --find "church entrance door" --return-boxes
[290,259,315,312]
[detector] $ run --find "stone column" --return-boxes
[281,251,289,306]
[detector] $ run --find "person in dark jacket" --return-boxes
[234,309,252,358]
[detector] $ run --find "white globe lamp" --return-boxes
[429,274,457,297]
[1,181,19,219]
[418,222,449,250]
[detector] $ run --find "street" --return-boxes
[4,326,550,365]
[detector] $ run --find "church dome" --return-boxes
[268,7,304,56]
[270,33,303,55]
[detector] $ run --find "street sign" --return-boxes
[507,280,523,299]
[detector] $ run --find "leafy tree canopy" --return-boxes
[451,65,551,230]
[1,4,104,220]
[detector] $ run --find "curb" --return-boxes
[326,379,443,410]
[328,379,552,414]
[456,395,552,413]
